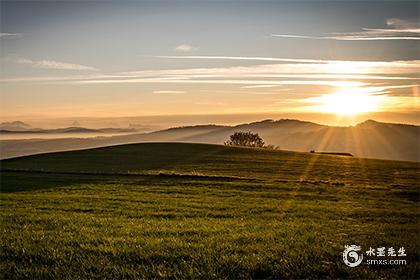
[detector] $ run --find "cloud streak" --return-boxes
[153,90,186,94]
[174,44,198,52]
[75,78,369,88]
[156,55,330,63]
[14,57,98,71]
[2,54,418,112]
[155,56,420,71]
[2,58,419,84]
[272,18,420,41]
[2,56,418,103]
[271,34,420,41]
[0,33,21,38]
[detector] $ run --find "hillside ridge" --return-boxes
[1,119,418,162]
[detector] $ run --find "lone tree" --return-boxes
[224,131,265,148]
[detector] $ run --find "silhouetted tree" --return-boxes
[224,131,265,148]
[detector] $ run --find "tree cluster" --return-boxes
[224,131,265,148]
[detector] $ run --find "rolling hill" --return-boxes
[1,143,419,279]
[2,142,418,187]
[1,119,418,162]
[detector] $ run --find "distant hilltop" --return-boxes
[0,118,419,162]
[0,121,160,134]
[0,126,137,134]
[0,121,32,131]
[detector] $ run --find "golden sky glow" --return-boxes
[305,87,387,116]
[1,1,419,126]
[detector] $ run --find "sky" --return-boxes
[0,0,419,127]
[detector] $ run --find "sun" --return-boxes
[309,87,384,116]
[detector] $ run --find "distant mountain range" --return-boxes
[0,121,32,131]
[0,121,137,134]
[0,127,136,134]
[1,119,419,162]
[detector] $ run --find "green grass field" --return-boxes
[1,143,419,279]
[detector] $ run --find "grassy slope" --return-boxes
[1,142,418,187]
[0,143,419,279]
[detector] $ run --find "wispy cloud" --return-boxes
[272,18,420,41]
[75,78,370,88]
[2,58,419,84]
[153,90,186,94]
[156,55,326,63]
[13,57,98,71]
[241,85,281,89]
[0,33,21,38]
[386,18,419,31]
[174,44,198,52]
[2,56,419,103]
[67,59,419,106]
[2,54,418,112]
[155,56,420,72]
[271,34,420,41]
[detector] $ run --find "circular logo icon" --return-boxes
[343,245,363,267]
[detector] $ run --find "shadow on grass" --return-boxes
[0,170,257,193]
[0,171,112,192]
